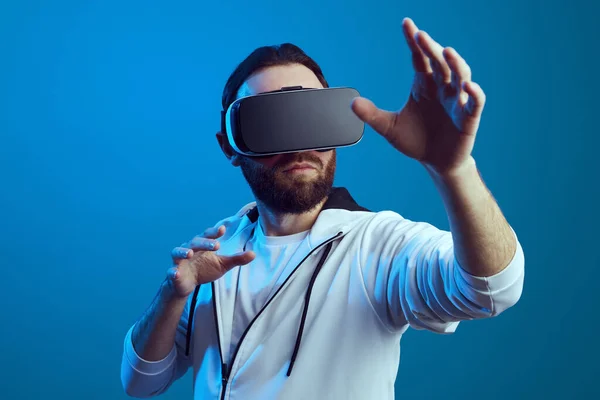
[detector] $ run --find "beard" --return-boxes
[239,150,336,215]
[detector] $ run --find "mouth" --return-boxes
[282,163,318,173]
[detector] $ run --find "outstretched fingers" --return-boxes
[171,225,226,264]
[443,47,473,106]
[414,30,451,86]
[202,225,226,239]
[351,97,397,139]
[402,18,431,74]
[462,80,486,119]
[443,47,472,89]
[171,246,192,263]
[219,251,256,272]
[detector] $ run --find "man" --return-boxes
[120,18,524,399]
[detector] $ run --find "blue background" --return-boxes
[1,0,597,399]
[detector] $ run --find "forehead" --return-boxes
[236,64,324,98]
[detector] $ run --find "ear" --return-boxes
[216,131,242,167]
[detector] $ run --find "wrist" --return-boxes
[160,279,190,305]
[425,156,492,217]
[423,156,478,184]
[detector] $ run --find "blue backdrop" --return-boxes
[1,0,597,399]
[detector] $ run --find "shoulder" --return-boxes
[346,209,452,252]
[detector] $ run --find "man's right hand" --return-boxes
[167,225,256,298]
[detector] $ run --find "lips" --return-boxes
[283,163,317,172]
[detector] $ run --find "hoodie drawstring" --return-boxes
[287,241,334,377]
[185,284,201,356]
[184,233,337,377]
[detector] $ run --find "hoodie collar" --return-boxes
[243,187,371,244]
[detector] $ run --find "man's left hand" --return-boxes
[352,17,486,177]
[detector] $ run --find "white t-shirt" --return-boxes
[228,222,311,359]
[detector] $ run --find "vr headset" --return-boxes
[221,86,364,156]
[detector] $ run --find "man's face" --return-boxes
[232,64,336,215]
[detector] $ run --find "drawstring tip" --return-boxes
[286,358,297,377]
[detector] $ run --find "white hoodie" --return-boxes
[120,187,525,400]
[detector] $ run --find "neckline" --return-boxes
[254,220,310,247]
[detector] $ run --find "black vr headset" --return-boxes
[221,86,365,156]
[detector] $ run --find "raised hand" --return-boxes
[352,17,486,176]
[167,225,256,298]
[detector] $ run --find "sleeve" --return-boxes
[358,211,525,333]
[120,296,194,398]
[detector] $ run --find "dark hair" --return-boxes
[221,43,329,115]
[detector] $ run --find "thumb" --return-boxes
[351,97,396,137]
[219,251,256,272]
